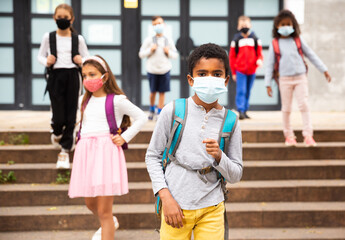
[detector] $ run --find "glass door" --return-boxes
[139,0,182,107]
[0,0,16,109]
[138,0,282,110]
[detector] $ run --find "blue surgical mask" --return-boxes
[278,26,295,36]
[191,76,228,104]
[153,24,164,34]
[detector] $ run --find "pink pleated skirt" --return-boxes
[68,133,129,198]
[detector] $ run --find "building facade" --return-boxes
[2,0,311,111]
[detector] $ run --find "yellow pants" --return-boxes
[160,202,225,240]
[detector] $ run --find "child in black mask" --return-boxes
[37,4,89,169]
[229,16,263,120]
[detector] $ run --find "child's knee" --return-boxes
[297,101,309,112]
[97,208,113,221]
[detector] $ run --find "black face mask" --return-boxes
[240,27,250,34]
[56,18,71,30]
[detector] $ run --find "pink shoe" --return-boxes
[304,136,317,147]
[285,137,297,146]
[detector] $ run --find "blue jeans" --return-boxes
[235,71,256,112]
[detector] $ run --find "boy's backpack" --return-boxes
[44,31,80,95]
[155,98,238,239]
[272,37,308,84]
[234,33,259,56]
[76,93,128,150]
[152,35,169,47]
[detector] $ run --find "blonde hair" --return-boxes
[238,15,251,23]
[54,4,76,33]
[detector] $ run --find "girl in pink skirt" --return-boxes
[68,55,147,240]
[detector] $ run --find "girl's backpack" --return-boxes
[44,31,80,95]
[76,93,128,150]
[272,37,308,84]
[155,98,238,239]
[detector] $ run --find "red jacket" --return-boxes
[229,32,263,76]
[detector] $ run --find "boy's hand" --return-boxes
[256,59,263,67]
[232,74,236,82]
[203,138,222,163]
[164,47,169,56]
[47,55,56,67]
[324,71,332,83]
[73,55,83,66]
[159,188,184,228]
[111,134,126,146]
[151,44,158,53]
[266,86,273,97]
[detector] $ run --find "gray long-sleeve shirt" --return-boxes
[145,97,243,210]
[265,36,328,86]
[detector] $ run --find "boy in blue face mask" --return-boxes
[229,16,264,120]
[145,43,243,240]
[139,16,179,121]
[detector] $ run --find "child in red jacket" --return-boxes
[229,16,263,119]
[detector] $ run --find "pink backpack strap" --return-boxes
[272,38,281,71]
[272,38,280,84]
[105,94,128,150]
[294,37,308,72]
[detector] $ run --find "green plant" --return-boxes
[0,140,4,146]
[8,133,29,145]
[7,161,15,165]
[0,170,17,184]
[56,171,71,184]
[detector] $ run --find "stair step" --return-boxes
[0,162,148,183]
[0,144,148,163]
[1,202,345,231]
[1,142,345,163]
[1,160,344,183]
[243,142,345,160]
[1,228,345,240]
[2,129,345,144]
[1,180,345,206]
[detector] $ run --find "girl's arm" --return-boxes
[264,42,276,87]
[37,33,50,67]
[300,37,328,74]
[212,122,243,184]
[78,35,89,59]
[116,96,148,143]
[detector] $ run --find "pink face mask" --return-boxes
[83,74,105,92]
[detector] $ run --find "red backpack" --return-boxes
[272,37,308,84]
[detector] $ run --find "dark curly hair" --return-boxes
[273,9,300,38]
[188,43,230,77]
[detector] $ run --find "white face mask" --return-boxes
[191,76,228,104]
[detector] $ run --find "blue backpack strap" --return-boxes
[156,98,187,216]
[218,109,238,153]
[161,98,188,171]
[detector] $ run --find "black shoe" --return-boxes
[244,112,250,119]
[239,112,246,120]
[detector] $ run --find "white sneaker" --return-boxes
[91,227,101,240]
[56,152,70,169]
[91,216,119,240]
[51,134,62,148]
[113,216,119,230]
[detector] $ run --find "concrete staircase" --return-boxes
[0,129,345,239]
